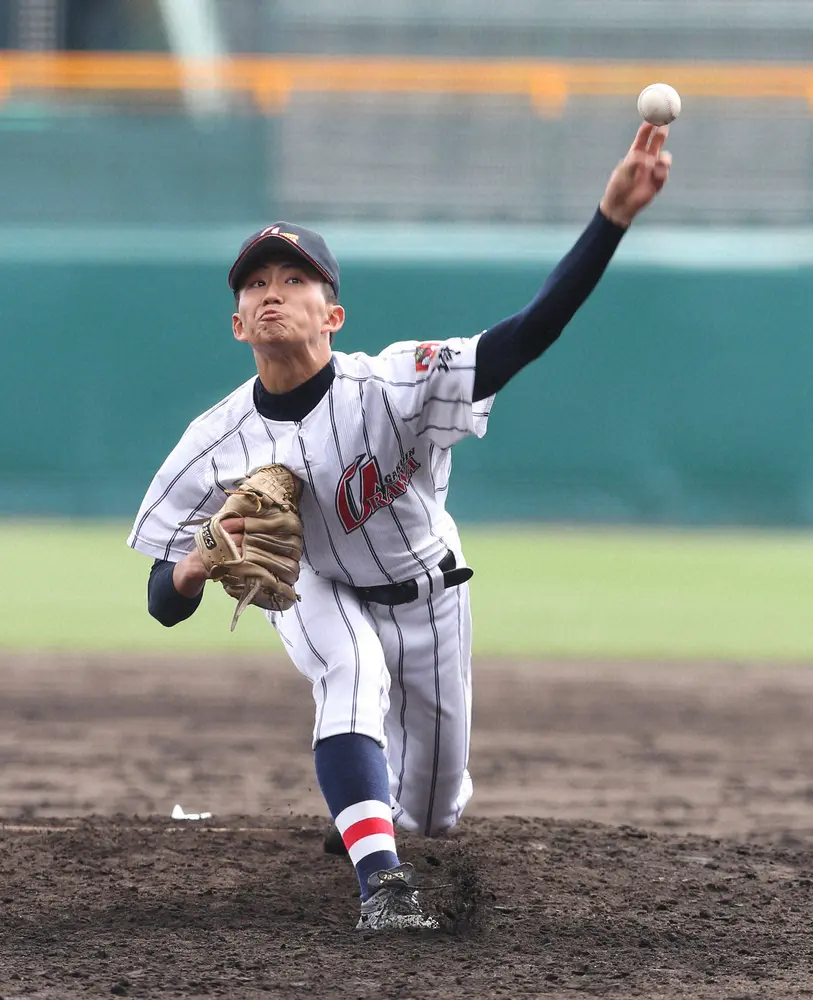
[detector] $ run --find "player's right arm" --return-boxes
[473,122,671,400]
[472,207,624,400]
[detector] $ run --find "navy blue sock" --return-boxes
[314,733,399,901]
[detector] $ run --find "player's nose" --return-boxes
[262,283,284,305]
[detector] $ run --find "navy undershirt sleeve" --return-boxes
[473,207,627,402]
[148,558,203,627]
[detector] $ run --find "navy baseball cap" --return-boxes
[228,223,340,299]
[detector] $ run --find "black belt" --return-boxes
[354,551,473,607]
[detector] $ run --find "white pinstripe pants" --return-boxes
[271,562,474,837]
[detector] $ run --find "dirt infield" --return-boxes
[3,653,813,998]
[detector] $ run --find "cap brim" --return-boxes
[228,233,334,292]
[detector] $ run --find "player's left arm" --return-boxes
[147,519,244,627]
[148,559,203,626]
[473,122,671,402]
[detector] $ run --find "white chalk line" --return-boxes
[0,824,283,834]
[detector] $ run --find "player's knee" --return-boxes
[424,816,459,838]
[400,811,459,839]
[394,768,472,837]
[424,794,465,837]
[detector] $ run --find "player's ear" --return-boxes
[323,303,345,339]
[232,311,247,342]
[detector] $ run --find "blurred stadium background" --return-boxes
[3,0,813,658]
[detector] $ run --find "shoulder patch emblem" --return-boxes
[414,342,461,373]
[414,342,440,372]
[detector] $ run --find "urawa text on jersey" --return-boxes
[336,449,421,533]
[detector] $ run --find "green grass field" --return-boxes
[3,520,813,661]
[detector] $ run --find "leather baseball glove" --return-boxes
[191,465,304,631]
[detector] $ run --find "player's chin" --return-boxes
[254,321,290,342]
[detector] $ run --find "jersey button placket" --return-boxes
[297,422,310,463]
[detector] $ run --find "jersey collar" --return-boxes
[253,357,335,422]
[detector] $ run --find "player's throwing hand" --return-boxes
[599,122,672,228]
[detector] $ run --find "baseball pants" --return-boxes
[272,561,474,836]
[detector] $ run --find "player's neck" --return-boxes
[254,346,332,394]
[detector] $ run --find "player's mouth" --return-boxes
[259,309,285,321]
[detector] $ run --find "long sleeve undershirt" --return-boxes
[147,206,626,626]
[472,206,625,401]
[148,557,203,625]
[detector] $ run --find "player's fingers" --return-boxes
[652,147,672,177]
[223,517,245,534]
[228,532,245,555]
[622,150,653,181]
[647,126,669,155]
[652,162,670,190]
[629,122,656,153]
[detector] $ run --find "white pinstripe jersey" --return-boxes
[127,336,494,586]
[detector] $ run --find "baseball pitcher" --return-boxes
[128,123,672,930]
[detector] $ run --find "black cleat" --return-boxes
[356,863,439,931]
[323,822,349,857]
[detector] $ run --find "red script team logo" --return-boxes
[336,450,421,532]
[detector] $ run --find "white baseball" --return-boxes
[637,83,682,127]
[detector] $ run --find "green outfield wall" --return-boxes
[3,225,812,526]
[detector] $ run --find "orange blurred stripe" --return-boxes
[0,52,811,109]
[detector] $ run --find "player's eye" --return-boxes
[250,278,265,288]
[285,275,302,284]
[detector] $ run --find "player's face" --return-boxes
[232,256,344,353]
